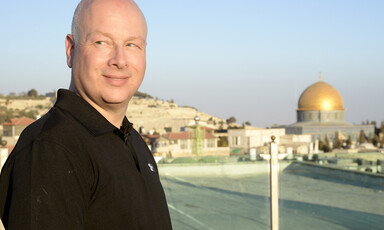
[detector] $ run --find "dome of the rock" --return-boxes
[298,81,344,111]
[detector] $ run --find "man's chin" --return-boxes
[102,96,133,106]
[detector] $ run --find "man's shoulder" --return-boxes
[13,107,86,153]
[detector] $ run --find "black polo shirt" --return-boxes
[0,89,172,230]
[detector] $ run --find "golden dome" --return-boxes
[298,80,344,111]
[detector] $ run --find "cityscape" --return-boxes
[1,0,383,229]
[1,76,383,229]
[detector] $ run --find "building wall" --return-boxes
[280,134,312,145]
[228,128,285,154]
[3,126,13,137]
[297,110,345,123]
[3,125,29,138]
[155,137,224,158]
[286,124,375,143]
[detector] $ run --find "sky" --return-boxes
[0,0,383,128]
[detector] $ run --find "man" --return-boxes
[0,0,173,229]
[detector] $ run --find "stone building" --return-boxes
[228,127,286,155]
[286,77,374,145]
[2,116,35,146]
[153,129,228,158]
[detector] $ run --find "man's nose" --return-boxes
[109,45,128,69]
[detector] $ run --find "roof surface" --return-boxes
[2,116,35,126]
[298,81,344,111]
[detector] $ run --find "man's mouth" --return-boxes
[104,75,130,86]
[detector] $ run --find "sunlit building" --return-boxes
[228,127,286,155]
[286,77,374,144]
[2,116,35,146]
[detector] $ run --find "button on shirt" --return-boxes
[0,89,172,230]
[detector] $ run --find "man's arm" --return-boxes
[1,140,88,230]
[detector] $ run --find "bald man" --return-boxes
[0,0,172,229]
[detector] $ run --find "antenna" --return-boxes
[319,72,322,82]
[191,116,204,157]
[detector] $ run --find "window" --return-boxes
[207,139,215,148]
[231,136,241,145]
[180,140,188,149]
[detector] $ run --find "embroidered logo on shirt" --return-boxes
[148,163,155,172]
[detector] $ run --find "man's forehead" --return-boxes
[85,31,146,43]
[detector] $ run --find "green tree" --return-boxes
[368,133,373,144]
[217,136,228,147]
[381,135,384,148]
[245,121,252,126]
[346,136,352,149]
[359,130,367,144]
[226,116,236,124]
[218,120,225,129]
[333,131,342,149]
[372,134,380,147]
[27,89,38,97]
[324,135,331,152]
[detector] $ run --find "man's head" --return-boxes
[65,0,147,114]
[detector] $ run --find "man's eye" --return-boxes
[95,41,105,45]
[127,43,137,48]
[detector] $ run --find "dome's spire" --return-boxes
[319,72,322,82]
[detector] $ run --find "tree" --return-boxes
[27,89,38,97]
[380,135,384,148]
[380,122,384,134]
[324,135,331,152]
[346,136,352,149]
[373,134,380,147]
[359,130,367,144]
[245,121,252,126]
[218,120,225,129]
[333,131,342,149]
[217,136,228,147]
[134,91,153,99]
[368,133,373,144]
[226,116,236,124]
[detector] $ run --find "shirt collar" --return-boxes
[54,89,132,136]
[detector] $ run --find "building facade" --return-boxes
[228,127,286,155]
[2,116,35,146]
[286,78,374,144]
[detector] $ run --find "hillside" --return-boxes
[0,94,227,134]
[127,97,226,134]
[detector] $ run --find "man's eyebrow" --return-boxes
[85,32,146,43]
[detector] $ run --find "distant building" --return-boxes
[0,143,9,173]
[285,77,374,145]
[279,134,313,154]
[153,130,226,158]
[2,116,35,146]
[228,127,285,155]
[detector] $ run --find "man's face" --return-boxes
[66,0,147,112]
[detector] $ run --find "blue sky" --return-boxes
[1,0,383,127]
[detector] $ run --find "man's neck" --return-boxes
[99,107,127,128]
[87,101,128,128]
[68,85,128,128]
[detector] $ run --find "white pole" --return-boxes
[269,136,279,230]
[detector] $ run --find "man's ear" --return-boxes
[65,34,75,68]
